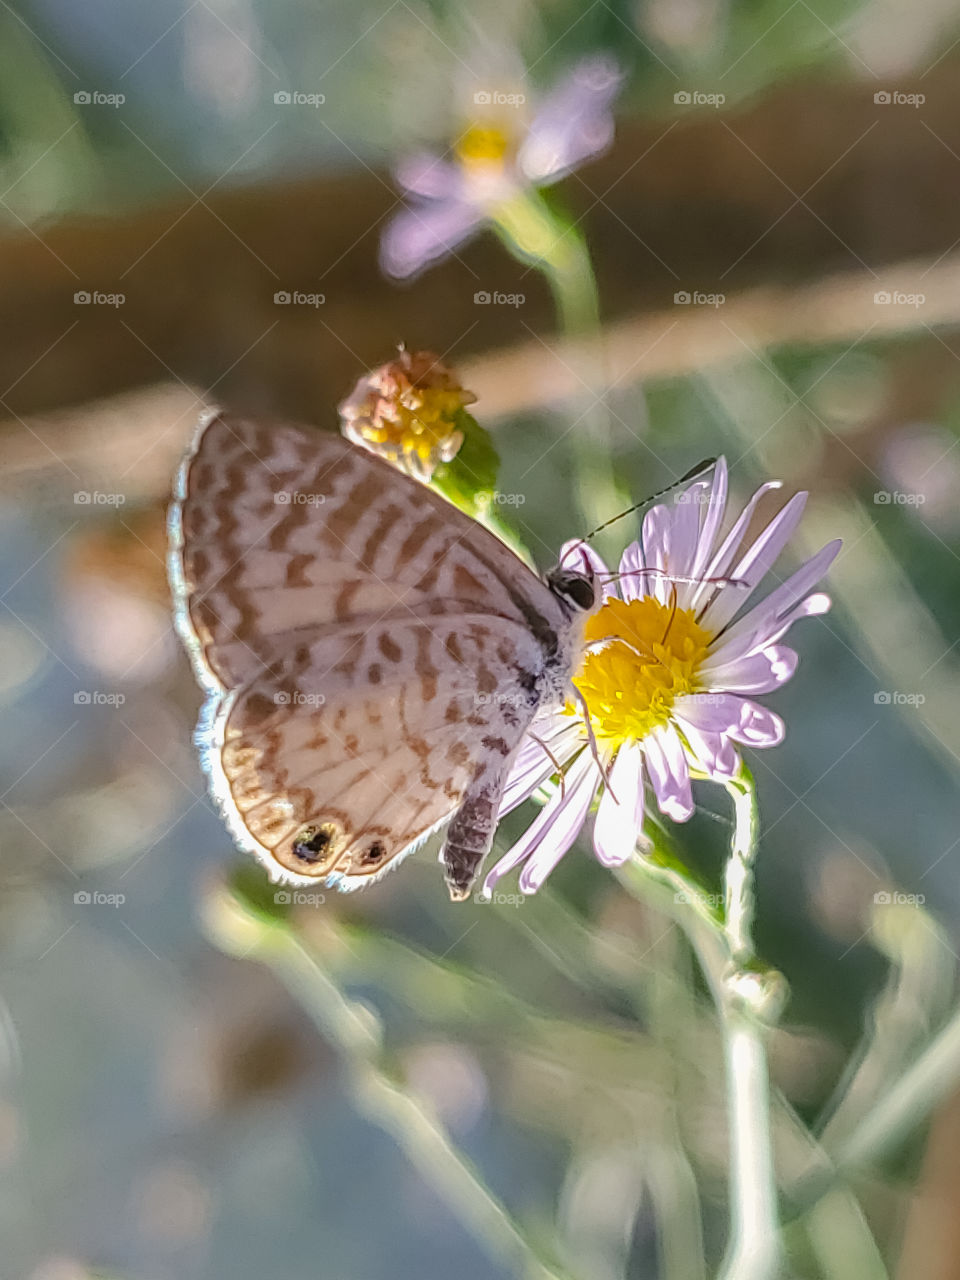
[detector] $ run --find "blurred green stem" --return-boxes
[492,190,626,536]
[205,882,570,1280]
[715,768,782,1280]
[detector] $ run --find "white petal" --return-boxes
[699,645,799,694]
[394,153,462,199]
[644,725,694,822]
[690,481,781,614]
[689,457,728,581]
[702,491,808,630]
[499,721,583,816]
[618,540,648,601]
[379,200,484,279]
[593,742,645,866]
[728,701,785,747]
[707,541,840,661]
[482,752,597,896]
[518,55,622,183]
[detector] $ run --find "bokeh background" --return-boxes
[3,1,960,1277]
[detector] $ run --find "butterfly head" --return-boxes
[545,565,598,614]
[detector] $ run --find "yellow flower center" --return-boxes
[338,351,474,480]
[368,385,467,470]
[455,124,511,171]
[573,595,713,747]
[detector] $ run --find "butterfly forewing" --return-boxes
[170,410,582,895]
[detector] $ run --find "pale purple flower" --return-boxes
[483,458,841,897]
[380,54,623,280]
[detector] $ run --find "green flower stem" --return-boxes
[716,768,782,1280]
[491,190,627,538]
[203,881,571,1280]
[623,769,782,1280]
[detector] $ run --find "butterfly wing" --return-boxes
[169,409,567,692]
[203,612,545,889]
[169,409,570,893]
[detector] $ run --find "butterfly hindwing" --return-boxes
[205,614,544,888]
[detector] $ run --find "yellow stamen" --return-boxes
[572,595,713,747]
[454,124,511,170]
[338,349,474,480]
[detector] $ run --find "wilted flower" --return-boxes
[484,458,841,896]
[380,54,623,280]
[339,348,475,480]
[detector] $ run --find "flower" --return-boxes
[483,458,841,896]
[338,348,475,480]
[380,54,623,280]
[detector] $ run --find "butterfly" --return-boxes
[168,408,601,900]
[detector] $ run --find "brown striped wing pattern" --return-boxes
[168,410,577,896]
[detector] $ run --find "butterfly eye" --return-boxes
[547,569,597,613]
[280,821,344,876]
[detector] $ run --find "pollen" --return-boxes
[454,124,511,170]
[572,595,713,747]
[339,349,475,480]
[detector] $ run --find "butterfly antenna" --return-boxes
[581,457,717,545]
